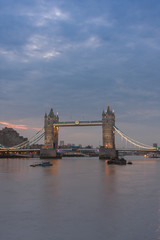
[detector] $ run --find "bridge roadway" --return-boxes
[0,148,158,158]
[117,148,157,152]
[0,148,158,153]
[58,148,158,152]
[0,149,40,153]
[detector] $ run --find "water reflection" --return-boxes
[42,159,59,176]
[0,157,160,240]
[0,158,30,174]
[104,160,116,175]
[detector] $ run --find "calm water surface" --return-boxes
[0,156,160,240]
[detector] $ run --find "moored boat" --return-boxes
[30,161,53,167]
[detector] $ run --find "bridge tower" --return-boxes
[44,108,59,149]
[40,108,60,158]
[102,106,115,148]
[100,106,117,159]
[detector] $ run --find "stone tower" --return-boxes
[44,108,59,149]
[102,106,115,149]
[99,106,117,159]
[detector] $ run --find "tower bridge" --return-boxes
[0,106,157,159]
[41,106,117,159]
[40,106,156,159]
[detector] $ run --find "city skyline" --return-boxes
[0,0,160,147]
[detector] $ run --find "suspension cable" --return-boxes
[114,126,155,149]
[9,128,44,149]
[114,126,153,148]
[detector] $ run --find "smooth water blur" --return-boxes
[0,156,160,240]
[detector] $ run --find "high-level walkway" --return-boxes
[54,121,102,127]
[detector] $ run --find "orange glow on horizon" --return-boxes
[0,121,28,130]
[32,127,41,131]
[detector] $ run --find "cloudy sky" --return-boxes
[0,0,160,147]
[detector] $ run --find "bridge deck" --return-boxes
[0,149,40,152]
[0,148,157,153]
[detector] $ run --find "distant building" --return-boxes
[153,143,158,149]
[60,141,64,147]
[29,144,43,149]
[85,145,93,149]
[66,143,72,148]
[0,127,28,147]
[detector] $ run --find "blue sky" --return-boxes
[0,0,160,147]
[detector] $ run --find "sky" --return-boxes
[0,0,160,147]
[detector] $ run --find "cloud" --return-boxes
[0,122,28,130]
[0,33,102,62]
[24,34,61,59]
[0,34,61,61]
[19,5,70,27]
[0,122,42,131]
[0,48,17,61]
[43,51,60,58]
[144,38,160,51]
[57,35,102,52]
[116,87,157,98]
[120,108,160,120]
[86,16,114,27]
[0,0,160,147]
[83,36,101,48]
[0,47,29,62]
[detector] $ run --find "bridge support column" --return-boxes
[99,106,117,159]
[40,108,61,159]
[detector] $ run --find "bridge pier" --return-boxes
[99,148,118,159]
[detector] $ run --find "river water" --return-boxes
[0,156,160,240]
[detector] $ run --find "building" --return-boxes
[60,141,64,147]
[0,127,28,147]
[29,144,43,149]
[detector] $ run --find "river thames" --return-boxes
[0,156,160,240]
